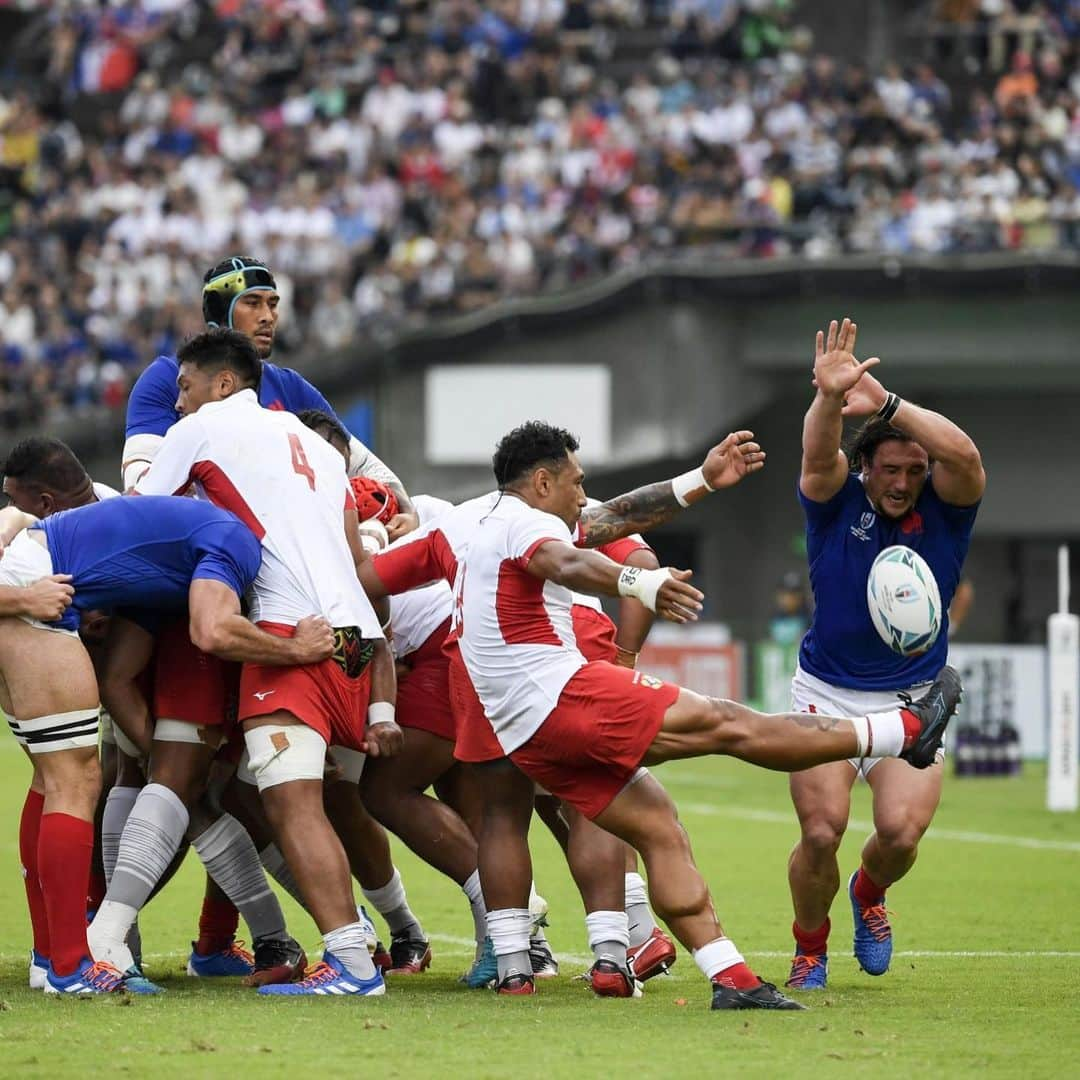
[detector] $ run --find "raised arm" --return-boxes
[578,430,765,547]
[800,318,879,503]
[840,371,985,507]
[526,540,703,624]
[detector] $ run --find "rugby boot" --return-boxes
[586,956,640,998]
[529,935,559,978]
[29,948,48,990]
[495,969,535,996]
[849,872,892,976]
[244,934,307,987]
[900,666,962,769]
[187,937,255,977]
[461,936,498,989]
[785,949,828,990]
[257,950,385,997]
[711,979,806,1011]
[385,931,431,975]
[44,957,126,995]
[628,927,677,982]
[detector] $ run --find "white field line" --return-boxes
[677,802,1080,853]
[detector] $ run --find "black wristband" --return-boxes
[876,392,901,423]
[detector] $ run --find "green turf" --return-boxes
[1,741,1077,1078]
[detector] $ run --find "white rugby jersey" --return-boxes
[136,389,382,636]
[456,495,586,753]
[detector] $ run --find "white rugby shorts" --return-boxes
[791,664,940,778]
[0,530,77,636]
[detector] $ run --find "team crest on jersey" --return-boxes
[850,511,876,542]
[634,673,664,690]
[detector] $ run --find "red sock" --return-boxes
[853,866,886,907]
[38,813,93,977]
[195,895,240,955]
[792,917,830,955]
[87,871,107,915]
[711,962,760,990]
[900,708,922,749]
[19,790,49,958]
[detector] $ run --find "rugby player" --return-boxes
[2,437,120,988]
[367,421,961,1008]
[784,318,983,989]
[129,328,403,998]
[0,493,328,992]
[119,255,426,977]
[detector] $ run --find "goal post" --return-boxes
[1047,545,1079,812]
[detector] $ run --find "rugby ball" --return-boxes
[866,545,942,656]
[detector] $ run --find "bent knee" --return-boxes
[798,816,847,856]
[874,815,930,856]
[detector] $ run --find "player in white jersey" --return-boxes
[98,329,402,998]
[424,421,961,1008]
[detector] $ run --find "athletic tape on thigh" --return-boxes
[111,724,141,759]
[20,709,100,754]
[330,744,366,784]
[244,725,326,791]
[154,718,218,747]
[99,712,116,745]
[6,714,27,747]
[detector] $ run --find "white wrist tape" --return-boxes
[672,466,714,508]
[358,519,389,553]
[616,565,669,613]
[367,701,396,727]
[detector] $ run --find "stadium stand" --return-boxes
[0,0,1078,423]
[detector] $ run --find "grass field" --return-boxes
[1,741,1077,1078]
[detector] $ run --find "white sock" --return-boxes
[865,708,906,758]
[362,868,423,938]
[487,908,532,982]
[87,900,139,971]
[462,869,487,948]
[323,921,377,980]
[625,871,657,947]
[585,910,629,966]
[692,936,746,981]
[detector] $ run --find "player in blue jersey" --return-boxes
[117,255,427,979]
[785,318,983,991]
[0,495,331,993]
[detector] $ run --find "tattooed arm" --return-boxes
[578,430,765,547]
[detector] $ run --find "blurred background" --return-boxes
[0,0,1077,758]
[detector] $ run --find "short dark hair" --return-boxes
[2,436,89,493]
[492,421,580,489]
[177,328,262,393]
[298,409,349,449]
[848,417,919,472]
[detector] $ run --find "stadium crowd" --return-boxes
[1,0,1080,420]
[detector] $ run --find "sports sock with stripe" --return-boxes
[38,813,93,977]
[461,869,487,951]
[323,921,377,980]
[586,909,630,967]
[101,785,139,884]
[488,908,532,983]
[362,867,424,939]
[624,871,657,947]
[19,790,49,959]
[192,813,288,943]
[693,936,758,990]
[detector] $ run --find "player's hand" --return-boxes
[23,574,74,621]
[362,719,404,758]
[838,368,889,418]
[655,569,703,623]
[290,615,335,664]
[812,318,880,400]
[386,511,420,542]
[701,430,766,489]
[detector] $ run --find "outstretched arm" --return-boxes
[578,430,765,546]
[526,541,703,624]
[801,318,878,503]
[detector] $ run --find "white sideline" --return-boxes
[677,802,1080,853]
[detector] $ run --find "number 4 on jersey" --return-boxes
[288,433,316,490]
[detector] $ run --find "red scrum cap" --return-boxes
[350,476,399,525]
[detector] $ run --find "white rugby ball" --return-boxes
[866,545,942,657]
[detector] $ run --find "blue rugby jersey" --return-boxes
[36,496,261,631]
[797,473,978,691]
